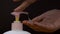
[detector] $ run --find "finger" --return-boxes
[23,20,33,26]
[32,15,45,22]
[23,20,38,29]
[23,20,40,28]
[22,20,46,32]
[23,20,38,26]
[14,7,23,12]
[32,9,58,22]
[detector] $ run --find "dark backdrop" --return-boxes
[0,0,60,34]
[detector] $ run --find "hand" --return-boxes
[22,9,60,32]
[13,0,37,12]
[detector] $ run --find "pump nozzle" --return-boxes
[11,12,28,21]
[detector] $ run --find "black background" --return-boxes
[0,0,60,34]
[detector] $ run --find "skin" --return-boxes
[13,0,60,33]
[13,0,37,12]
[23,9,60,33]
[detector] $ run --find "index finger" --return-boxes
[32,15,45,22]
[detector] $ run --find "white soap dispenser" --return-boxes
[3,12,31,34]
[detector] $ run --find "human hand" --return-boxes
[22,9,60,32]
[13,0,37,12]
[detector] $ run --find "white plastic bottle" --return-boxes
[3,21,31,34]
[3,12,31,34]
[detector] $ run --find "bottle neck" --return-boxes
[11,21,23,31]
